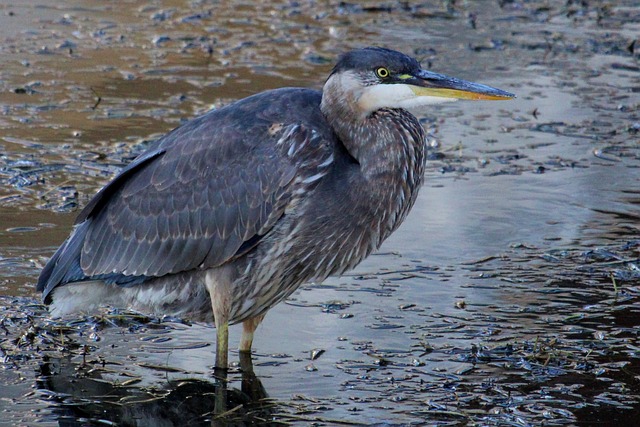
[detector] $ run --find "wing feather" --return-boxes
[38,88,336,300]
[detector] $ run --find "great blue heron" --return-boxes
[38,47,514,369]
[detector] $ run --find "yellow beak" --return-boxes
[409,70,515,101]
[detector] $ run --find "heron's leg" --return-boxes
[239,313,265,353]
[215,318,229,370]
[238,349,254,372]
[206,269,233,371]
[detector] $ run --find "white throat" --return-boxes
[357,83,458,116]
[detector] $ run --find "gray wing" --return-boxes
[38,88,335,295]
[82,124,332,278]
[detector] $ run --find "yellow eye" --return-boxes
[376,67,390,79]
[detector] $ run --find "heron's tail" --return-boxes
[37,221,90,304]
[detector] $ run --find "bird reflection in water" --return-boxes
[37,352,273,426]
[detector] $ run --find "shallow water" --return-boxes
[1,1,639,426]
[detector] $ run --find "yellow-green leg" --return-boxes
[215,320,229,370]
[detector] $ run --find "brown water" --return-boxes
[1,1,639,426]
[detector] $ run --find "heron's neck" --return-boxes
[321,85,425,181]
[321,85,426,241]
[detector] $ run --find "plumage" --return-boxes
[37,47,514,369]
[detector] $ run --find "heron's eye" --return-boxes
[375,67,390,79]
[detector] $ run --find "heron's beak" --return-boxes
[406,69,515,101]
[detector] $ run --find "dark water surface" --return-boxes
[1,1,639,426]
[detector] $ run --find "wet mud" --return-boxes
[1,1,639,426]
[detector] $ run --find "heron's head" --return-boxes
[322,47,514,119]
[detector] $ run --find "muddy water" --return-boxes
[1,1,639,426]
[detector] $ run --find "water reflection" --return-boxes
[37,352,273,427]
